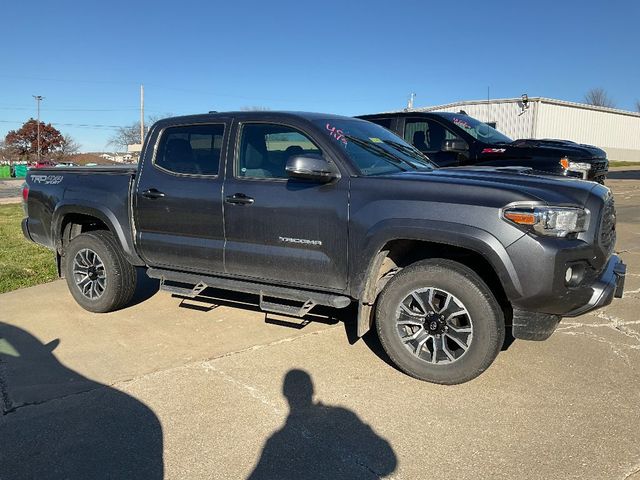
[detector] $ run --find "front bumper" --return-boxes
[512,254,626,340]
[564,254,626,317]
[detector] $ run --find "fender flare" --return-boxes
[51,202,144,265]
[353,219,523,337]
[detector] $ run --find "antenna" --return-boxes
[407,92,416,110]
[487,86,490,123]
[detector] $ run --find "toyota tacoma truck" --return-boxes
[358,111,609,183]
[21,111,625,384]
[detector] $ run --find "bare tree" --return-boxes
[53,135,81,160]
[0,140,10,160]
[636,100,640,113]
[584,88,615,108]
[108,114,171,151]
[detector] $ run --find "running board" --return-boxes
[259,295,317,317]
[148,268,351,312]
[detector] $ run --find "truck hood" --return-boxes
[388,166,604,207]
[510,138,607,159]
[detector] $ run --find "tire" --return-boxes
[375,259,504,385]
[63,230,137,313]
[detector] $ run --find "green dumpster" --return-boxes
[14,165,28,178]
[0,166,10,178]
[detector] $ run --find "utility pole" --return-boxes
[140,84,144,145]
[33,95,44,161]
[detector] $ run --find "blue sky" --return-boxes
[1,0,638,152]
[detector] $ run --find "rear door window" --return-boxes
[155,124,224,176]
[404,118,462,152]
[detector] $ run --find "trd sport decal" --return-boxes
[30,175,63,185]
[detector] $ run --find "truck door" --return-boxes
[403,117,469,167]
[134,121,229,274]
[222,121,349,291]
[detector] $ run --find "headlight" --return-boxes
[502,205,590,237]
[568,162,592,171]
[560,157,591,176]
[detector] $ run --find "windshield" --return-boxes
[448,115,513,145]
[312,118,436,176]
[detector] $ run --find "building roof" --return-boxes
[413,97,640,118]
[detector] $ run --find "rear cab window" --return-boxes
[155,124,225,176]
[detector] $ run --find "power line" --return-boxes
[0,119,122,130]
[0,106,140,112]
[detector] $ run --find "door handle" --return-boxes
[225,193,254,205]
[142,188,165,199]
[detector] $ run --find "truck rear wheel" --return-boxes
[375,259,504,384]
[64,231,137,313]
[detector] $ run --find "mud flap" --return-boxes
[512,309,561,341]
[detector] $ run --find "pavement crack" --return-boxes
[99,326,343,392]
[201,361,390,479]
[202,362,284,416]
[556,311,640,361]
[0,359,13,415]
[1,386,104,417]
[623,461,640,480]
[203,325,342,364]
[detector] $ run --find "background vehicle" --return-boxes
[21,112,625,384]
[358,112,609,183]
[33,160,57,169]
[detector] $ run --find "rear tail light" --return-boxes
[22,185,29,203]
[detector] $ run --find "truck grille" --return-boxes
[599,196,616,256]
[591,159,608,173]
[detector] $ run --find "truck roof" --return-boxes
[357,111,463,120]
[153,111,358,127]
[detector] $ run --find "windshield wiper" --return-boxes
[382,139,435,168]
[343,135,412,171]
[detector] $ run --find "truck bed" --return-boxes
[35,165,138,175]
[24,165,138,257]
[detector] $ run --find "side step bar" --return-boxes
[147,268,352,316]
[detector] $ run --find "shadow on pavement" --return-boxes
[128,267,161,307]
[0,322,163,479]
[248,369,397,479]
[608,169,640,180]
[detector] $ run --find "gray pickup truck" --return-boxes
[21,111,626,384]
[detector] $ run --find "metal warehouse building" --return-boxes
[412,97,640,162]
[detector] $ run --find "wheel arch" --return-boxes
[52,202,143,272]
[353,220,521,337]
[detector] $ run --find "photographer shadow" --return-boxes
[0,322,163,480]
[248,369,397,479]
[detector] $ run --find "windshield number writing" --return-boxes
[453,117,472,130]
[326,123,347,146]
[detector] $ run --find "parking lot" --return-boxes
[1,169,639,479]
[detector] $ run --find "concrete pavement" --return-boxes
[0,179,22,204]
[1,173,639,479]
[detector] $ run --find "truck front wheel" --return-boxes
[375,259,504,384]
[64,231,137,313]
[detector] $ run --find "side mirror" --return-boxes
[285,155,339,183]
[442,139,468,153]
